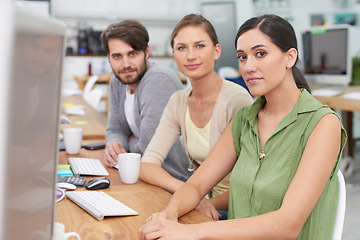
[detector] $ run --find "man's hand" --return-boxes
[103,141,126,167]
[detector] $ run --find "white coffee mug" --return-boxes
[52,222,81,240]
[117,153,141,184]
[63,128,83,154]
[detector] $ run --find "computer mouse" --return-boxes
[85,177,110,190]
[57,182,77,191]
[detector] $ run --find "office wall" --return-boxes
[53,0,360,87]
[52,0,360,58]
[253,0,360,57]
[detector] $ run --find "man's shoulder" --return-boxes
[109,74,124,88]
[145,62,178,80]
[140,62,182,89]
[148,61,173,72]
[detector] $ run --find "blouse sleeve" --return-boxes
[141,91,183,166]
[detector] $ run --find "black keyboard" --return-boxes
[57,175,86,187]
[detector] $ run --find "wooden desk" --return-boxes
[61,95,107,139]
[313,86,360,158]
[313,86,360,112]
[55,148,213,239]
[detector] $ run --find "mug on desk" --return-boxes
[52,222,81,240]
[117,153,141,184]
[63,128,83,154]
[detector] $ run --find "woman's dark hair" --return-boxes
[170,14,219,48]
[101,20,149,54]
[235,14,311,93]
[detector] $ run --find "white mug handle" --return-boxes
[64,232,81,240]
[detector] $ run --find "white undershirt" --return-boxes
[124,86,140,138]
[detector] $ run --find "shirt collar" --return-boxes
[245,89,324,130]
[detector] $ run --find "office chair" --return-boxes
[217,66,250,93]
[83,75,103,109]
[332,170,346,240]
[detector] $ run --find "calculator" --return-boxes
[57,175,86,187]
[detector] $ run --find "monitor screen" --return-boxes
[302,26,352,86]
[0,4,66,240]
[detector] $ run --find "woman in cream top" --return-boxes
[140,14,253,220]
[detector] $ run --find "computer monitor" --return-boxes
[0,2,66,240]
[302,25,352,86]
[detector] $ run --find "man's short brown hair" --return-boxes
[101,20,149,54]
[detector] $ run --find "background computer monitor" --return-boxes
[0,3,66,240]
[302,26,352,86]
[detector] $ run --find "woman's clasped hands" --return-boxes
[139,211,199,240]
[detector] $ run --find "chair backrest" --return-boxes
[83,75,102,109]
[332,170,346,240]
[83,75,99,96]
[83,88,103,109]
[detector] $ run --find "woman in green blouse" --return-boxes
[139,14,347,240]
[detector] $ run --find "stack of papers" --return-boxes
[312,88,343,97]
[63,105,85,116]
[341,92,360,101]
[62,88,82,96]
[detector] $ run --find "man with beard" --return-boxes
[100,20,191,182]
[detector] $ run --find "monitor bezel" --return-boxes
[302,25,353,87]
[0,4,66,239]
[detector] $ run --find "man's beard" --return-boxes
[112,56,147,85]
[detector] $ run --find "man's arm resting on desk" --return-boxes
[104,134,137,167]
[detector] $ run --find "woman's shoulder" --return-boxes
[298,89,335,116]
[219,79,253,105]
[169,87,191,100]
[220,79,251,97]
[165,87,191,110]
[233,104,252,119]
[217,79,254,110]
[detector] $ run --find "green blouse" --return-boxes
[229,89,347,239]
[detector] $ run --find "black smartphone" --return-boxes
[59,139,65,151]
[82,142,106,150]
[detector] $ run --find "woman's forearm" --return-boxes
[164,181,205,219]
[193,209,299,240]
[140,162,184,193]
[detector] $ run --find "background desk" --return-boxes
[61,95,107,139]
[313,86,360,158]
[55,147,212,239]
[74,73,111,91]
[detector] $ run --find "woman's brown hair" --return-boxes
[170,14,218,49]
